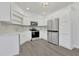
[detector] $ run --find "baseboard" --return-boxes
[74,45,79,49]
[59,44,73,50]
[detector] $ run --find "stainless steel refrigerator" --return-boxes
[47,18,59,45]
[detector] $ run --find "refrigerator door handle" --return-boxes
[47,30,59,32]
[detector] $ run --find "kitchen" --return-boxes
[0,2,79,56]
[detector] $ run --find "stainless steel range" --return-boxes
[29,21,39,41]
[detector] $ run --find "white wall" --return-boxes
[70,3,79,49]
[59,8,72,49]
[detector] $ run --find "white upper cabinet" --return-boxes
[23,16,31,25]
[35,16,47,26]
[37,16,47,26]
[11,3,24,25]
[0,2,10,21]
[0,2,25,25]
[38,19,47,26]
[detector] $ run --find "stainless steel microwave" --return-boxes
[30,21,38,26]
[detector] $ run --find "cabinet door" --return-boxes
[23,16,30,25]
[11,3,24,24]
[20,31,31,45]
[40,31,47,40]
[0,2,10,21]
[0,34,19,56]
[38,20,47,26]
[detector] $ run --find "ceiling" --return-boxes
[16,2,73,16]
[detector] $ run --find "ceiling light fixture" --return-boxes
[26,8,30,10]
[41,2,48,7]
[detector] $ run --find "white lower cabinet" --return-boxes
[40,31,47,40]
[0,2,25,25]
[0,33,19,56]
[20,31,31,45]
[20,30,47,45]
[11,3,24,25]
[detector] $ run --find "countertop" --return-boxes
[0,32,21,35]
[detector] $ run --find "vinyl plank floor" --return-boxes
[19,39,79,56]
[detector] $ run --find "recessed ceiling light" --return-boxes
[26,8,30,10]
